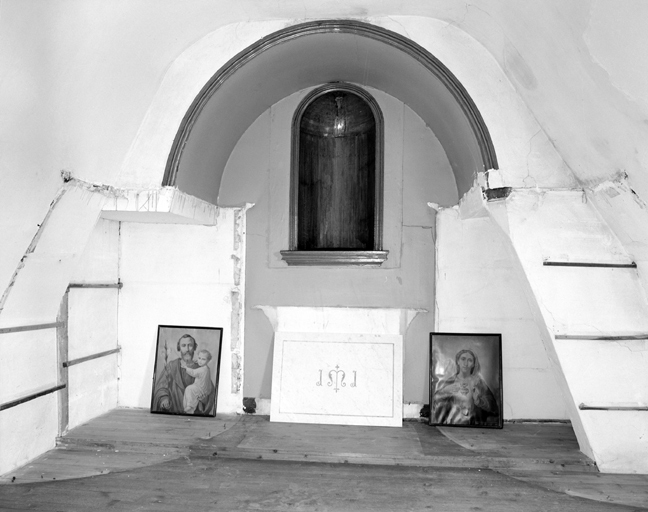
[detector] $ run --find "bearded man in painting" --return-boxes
[152,334,214,415]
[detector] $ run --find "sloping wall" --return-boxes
[496,189,648,473]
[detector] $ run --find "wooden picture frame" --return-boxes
[429,332,503,428]
[150,325,223,417]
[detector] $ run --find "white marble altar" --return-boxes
[259,307,422,427]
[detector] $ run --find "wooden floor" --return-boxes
[0,409,647,511]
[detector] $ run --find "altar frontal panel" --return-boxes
[270,332,403,426]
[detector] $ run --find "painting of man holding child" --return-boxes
[151,325,223,417]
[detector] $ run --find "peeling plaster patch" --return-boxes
[590,170,628,192]
[231,208,247,287]
[230,286,242,394]
[229,206,249,396]
[230,289,241,351]
[233,210,244,253]
[231,256,242,287]
[102,186,225,224]
[458,182,488,219]
[61,170,124,198]
[483,168,505,189]
[231,350,241,394]
[590,171,648,210]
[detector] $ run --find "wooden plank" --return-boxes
[68,282,122,289]
[57,290,69,434]
[0,322,63,335]
[236,419,424,457]
[0,384,66,411]
[4,408,646,511]
[0,447,184,484]
[0,457,639,511]
[498,468,648,510]
[62,347,120,368]
[436,423,587,459]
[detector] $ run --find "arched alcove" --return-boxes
[163,20,497,205]
[147,18,503,409]
[294,84,381,251]
[280,82,390,267]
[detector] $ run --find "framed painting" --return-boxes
[150,325,223,417]
[429,332,503,428]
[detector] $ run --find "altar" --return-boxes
[258,306,423,427]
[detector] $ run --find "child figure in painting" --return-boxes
[180,349,214,414]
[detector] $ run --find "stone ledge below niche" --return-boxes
[280,250,388,267]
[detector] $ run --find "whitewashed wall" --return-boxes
[117,211,244,414]
[66,218,120,430]
[0,330,59,476]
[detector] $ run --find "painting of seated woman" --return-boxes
[429,333,503,428]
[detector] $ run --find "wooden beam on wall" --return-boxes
[0,384,67,412]
[0,322,63,335]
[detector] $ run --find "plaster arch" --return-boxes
[116,16,572,199]
[163,20,497,204]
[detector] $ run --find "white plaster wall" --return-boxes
[504,191,648,335]
[67,353,118,430]
[436,208,568,420]
[0,329,60,475]
[70,218,120,283]
[0,330,58,406]
[117,214,243,414]
[65,219,120,430]
[0,185,106,327]
[587,178,648,301]
[0,394,59,476]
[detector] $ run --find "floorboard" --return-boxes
[0,458,642,512]
[0,408,646,511]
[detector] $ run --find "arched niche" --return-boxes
[163,20,497,205]
[280,82,389,267]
